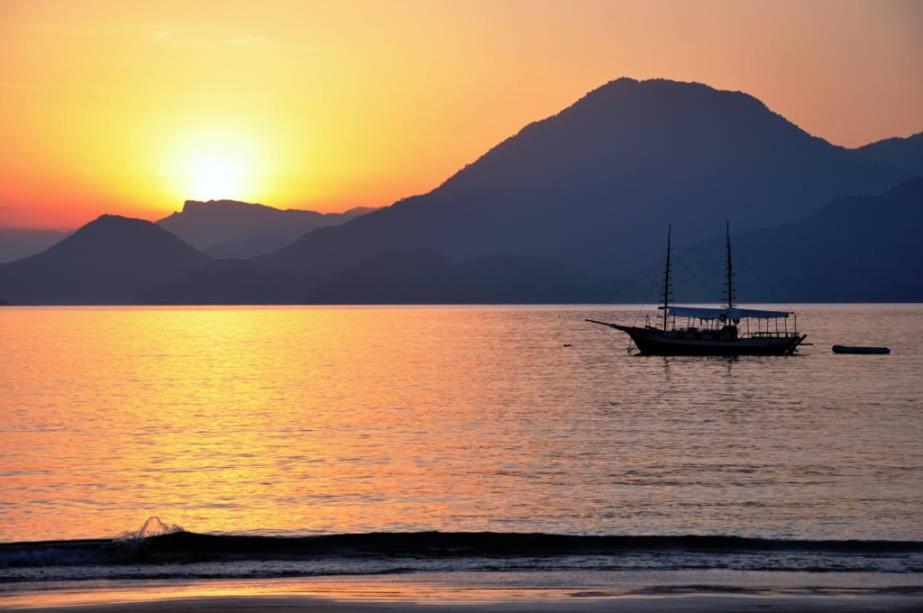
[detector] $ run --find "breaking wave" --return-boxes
[114,516,183,542]
[2,518,922,583]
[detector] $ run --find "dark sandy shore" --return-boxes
[3,572,923,612]
[6,594,923,612]
[12,596,923,612]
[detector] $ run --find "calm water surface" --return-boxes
[1,305,921,543]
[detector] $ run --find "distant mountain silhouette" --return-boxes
[3,78,920,305]
[663,178,923,303]
[0,228,68,263]
[308,180,923,304]
[306,251,610,303]
[158,200,375,258]
[263,78,907,288]
[855,131,923,177]
[0,215,209,304]
[143,259,300,304]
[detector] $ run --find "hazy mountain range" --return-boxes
[0,229,68,263]
[1,78,921,305]
[0,200,375,262]
[157,200,376,258]
[855,131,923,177]
[0,216,208,304]
[262,78,905,283]
[660,178,923,303]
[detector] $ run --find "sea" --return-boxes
[1,304,922,596]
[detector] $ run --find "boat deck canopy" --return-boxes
[662,306,791,320]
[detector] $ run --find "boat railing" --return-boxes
[746,330,801,339]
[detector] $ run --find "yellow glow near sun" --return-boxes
[187,154,246,201]
[161,124,271,203]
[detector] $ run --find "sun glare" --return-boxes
[163,126,268,203]
[187,155,245,201]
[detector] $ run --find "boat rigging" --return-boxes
[587,222,806,356]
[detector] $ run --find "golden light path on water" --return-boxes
[1,305,922,542]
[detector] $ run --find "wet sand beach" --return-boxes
[4,572,923,612]
[8,592,923,612]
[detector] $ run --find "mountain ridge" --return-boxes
[0,228,69,263]
[660,178,923,303]
[855,131,923,177]
[158,199,376,258]
[2,77,920,305]
[0,215,210,304]
[262,77,907,287]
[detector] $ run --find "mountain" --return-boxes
[855,131,923,177]
[3,79,919,305]
[157,200,375,258]
[142,259,300,304]
[0,215,209,304]
[0,229,68,263]
[306,251,610,303]
[667,178,923,303]
[312,177,923,304]
[263,78,908,288]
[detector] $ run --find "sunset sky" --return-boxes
[1,0,921,229]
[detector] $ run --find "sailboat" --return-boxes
[587,223,806,356]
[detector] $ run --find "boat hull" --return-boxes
[832,345,890,355]
[614,325,805,356]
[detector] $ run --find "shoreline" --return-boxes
[9,595,923,613]
[3,571,923,612]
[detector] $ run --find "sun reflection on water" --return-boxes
[1,305,922,542]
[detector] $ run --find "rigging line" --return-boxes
[606,257,664,304]
[590,256,661,328]
[625,276,656,329]
[627,266,665,328]
[673,254,719,299]
[735,251,795,311]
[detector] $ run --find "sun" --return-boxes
[163,126,267,203]
[187,154,246,201]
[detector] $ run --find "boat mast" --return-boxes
[724,220,735,311]
[661,225,672,330]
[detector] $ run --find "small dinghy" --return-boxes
[832,345,890,354]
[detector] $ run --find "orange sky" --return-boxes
[1,0,921,229]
